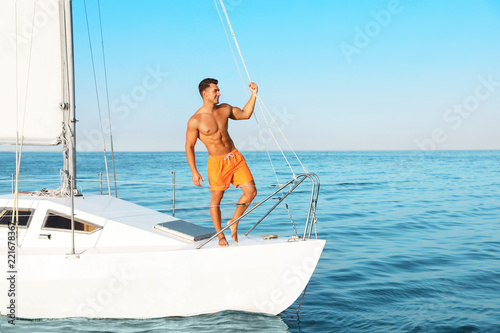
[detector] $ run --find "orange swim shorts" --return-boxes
[207,149,254,191]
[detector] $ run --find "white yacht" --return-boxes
[0,0,325,319]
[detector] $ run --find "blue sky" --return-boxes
[34,0,500,151]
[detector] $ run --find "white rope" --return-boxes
[215,0,297,176]
[253,115,285,182]
[251,107,299,236]
[213,0,248,96]
[256,99,296,177]
[218,0,251,83]
[215,0,308,178]
[253,114,299,236]
[12,0,39,244]
[19,0,37,146]
[97,0,118,198]
[83,0,111,195]
[257,95,309,173]
[214,0,288,178]
[215,0,301,235]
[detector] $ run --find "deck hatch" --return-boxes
[154,220,215,241]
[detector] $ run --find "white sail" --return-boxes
[0,0,64,146]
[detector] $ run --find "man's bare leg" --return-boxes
[227,180,257,243]
[210,190,228,247]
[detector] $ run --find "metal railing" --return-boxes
[196,173,320,249]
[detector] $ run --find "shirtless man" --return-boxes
[185,78,258,247]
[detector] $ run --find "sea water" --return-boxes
[0,150,499,332]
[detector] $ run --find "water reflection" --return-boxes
[0,311,289,333]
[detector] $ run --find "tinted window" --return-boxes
[0,209,33,227]
[43,211,101,233]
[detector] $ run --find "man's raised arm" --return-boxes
[230,82,258,120]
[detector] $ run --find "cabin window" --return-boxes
[0,208,34,228]
[42,211,102,234]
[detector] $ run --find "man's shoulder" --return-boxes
[214,103,232,115]
[187,113,201,128]
[190,107,208,119]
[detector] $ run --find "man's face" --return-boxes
[204,83,221,104]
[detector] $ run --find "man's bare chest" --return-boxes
[198,114,228,136]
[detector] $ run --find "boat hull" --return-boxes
[0,194,325,318]
[1,238,325,319]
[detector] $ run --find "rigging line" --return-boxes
[213,0,248,97]
[252,107,292,186]
[13,138,25,245]
[214,1,274,176]
[215,0,294,175]
[253,112,293,203]
[13,1,20,244]
[255,106,299,238]
[97,0,118,198]
[218,0,251,83]
[13,0,38,243]
[215,0,298,231]
[217,0,304,177]
[256,98,296,177]
[15,0,18,162]
[254,114,299,237]
[257,95,308,173]
[19,0,38,149]
[214,0,282,181]
[83,0,111,195]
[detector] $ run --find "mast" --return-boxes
[60,0,77,194]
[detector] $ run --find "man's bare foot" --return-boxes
[227,219,238,243]
[218,234,229,247]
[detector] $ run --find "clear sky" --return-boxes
[29,0,500,151]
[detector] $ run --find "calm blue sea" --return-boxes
[1,150,499,332]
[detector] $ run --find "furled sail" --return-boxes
[0,0,65,146]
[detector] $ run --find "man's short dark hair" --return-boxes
[199,78,218,96]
